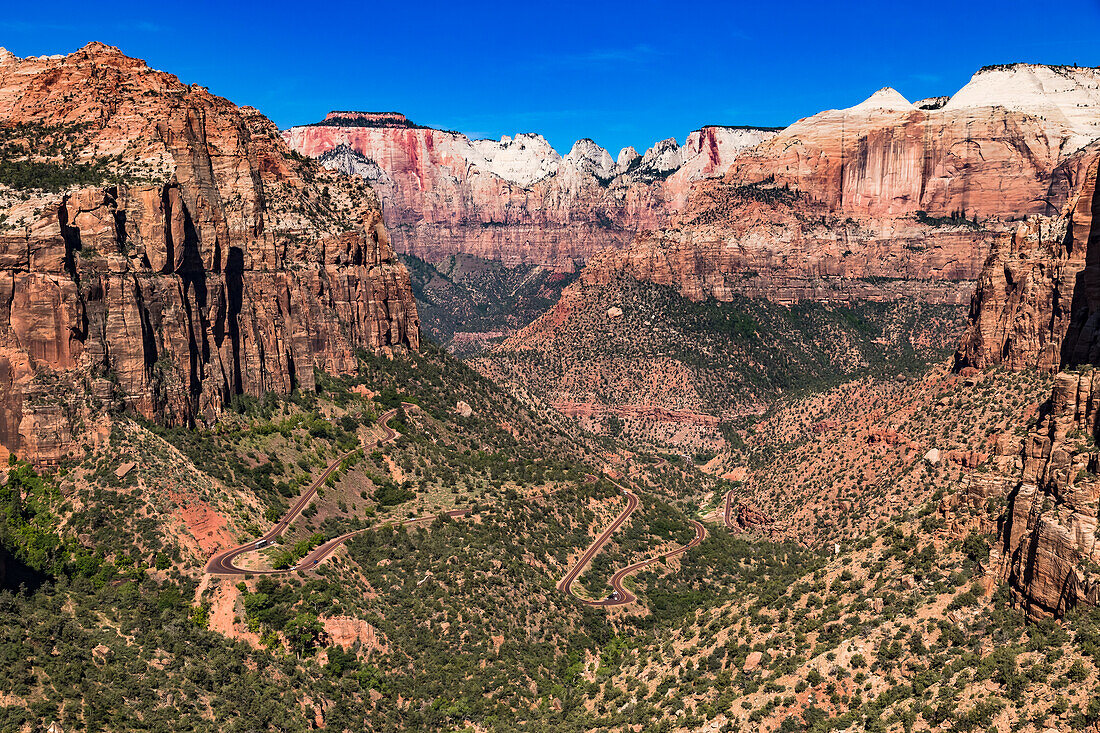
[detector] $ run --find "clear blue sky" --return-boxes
[3,0,1099,154]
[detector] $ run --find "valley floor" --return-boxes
[3,347,1094,732]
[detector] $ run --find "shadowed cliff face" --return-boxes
[954,148,1100,617]
[0,44,420,463]
[1060,158,1100,367]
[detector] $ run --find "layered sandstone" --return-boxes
[728,77,1097,220]
[576,184,990,305]
[955,144,1100,371]
[1001,369,1100,617]
[583,67,1100,307]
[282,116,778,270]
[0,43,419,463]
[954,143,1100,617]
[477,65,1100,449]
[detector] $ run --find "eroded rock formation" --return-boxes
[477,64,1100,450]
[1001,369,1100,617]
[955,144,1100,371]
[0,44,419,463]
[957,145,1100,617]
[584,66,1100,306]
[283,114,778,270]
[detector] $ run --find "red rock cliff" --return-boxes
[282,118,778,271]
[955,145,1100,371]
[571,73,1100,306]
[0,43,419,463]
[953,143,1100,618]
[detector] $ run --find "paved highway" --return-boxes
[289,509,470,572]
[558,459,706,607]
[587,518,706,606]
[555,478,640,600]
[206,412,705,604]
[206,407,403,576]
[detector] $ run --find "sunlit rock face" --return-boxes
[567,66,1100,307]
[283,115,778,271]
[0,43,420,462]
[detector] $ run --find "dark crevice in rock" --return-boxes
[160,184,175,274]
[226,247,244,395]
[57,197,81,281]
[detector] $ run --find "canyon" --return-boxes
[469,65,1100,446]
[5,33,1100,733]
[288,64,1100,314]
[557,64,1100,308]
[243,59,1100,622]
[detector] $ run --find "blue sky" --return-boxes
[3,0,1099,154]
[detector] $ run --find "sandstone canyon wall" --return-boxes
[282,112,779,271]
[583,65,1100,307]
[951,143,1100,618]
[476,64,1100,449]
[0,44,419,463]
[955,141,1100,372]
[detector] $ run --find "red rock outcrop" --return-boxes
[283,116,778,271]
[321,616,388,655]
[472,67,1100,452]
[955,145,1100,371]
[1000,369,1100,617]
[559,68,1100,307]
[956,141,1100,617]
[582,200,991,305]
[735,502,771,531]
[0,44,419,463]
[729,102,1079,220]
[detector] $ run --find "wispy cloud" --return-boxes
[0,19,162,34]
[534,44,665,69]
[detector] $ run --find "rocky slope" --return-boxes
[475,278,965,447]
[402,252,576,355]
[0,44,419,464]
[476,65,1100,448]
[283,112,779,271]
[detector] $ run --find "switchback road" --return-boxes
[206,407,404,575]
[207,413,705,604]
[588,518,706,607]
[558,462,707,607]
[555,479,640,600]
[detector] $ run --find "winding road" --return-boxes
[555,479,640,601]
[289,509,471,572]
[557,461,707,607]
[206,410,707,607]
[723,487,736,529]
[206,407,407,576]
